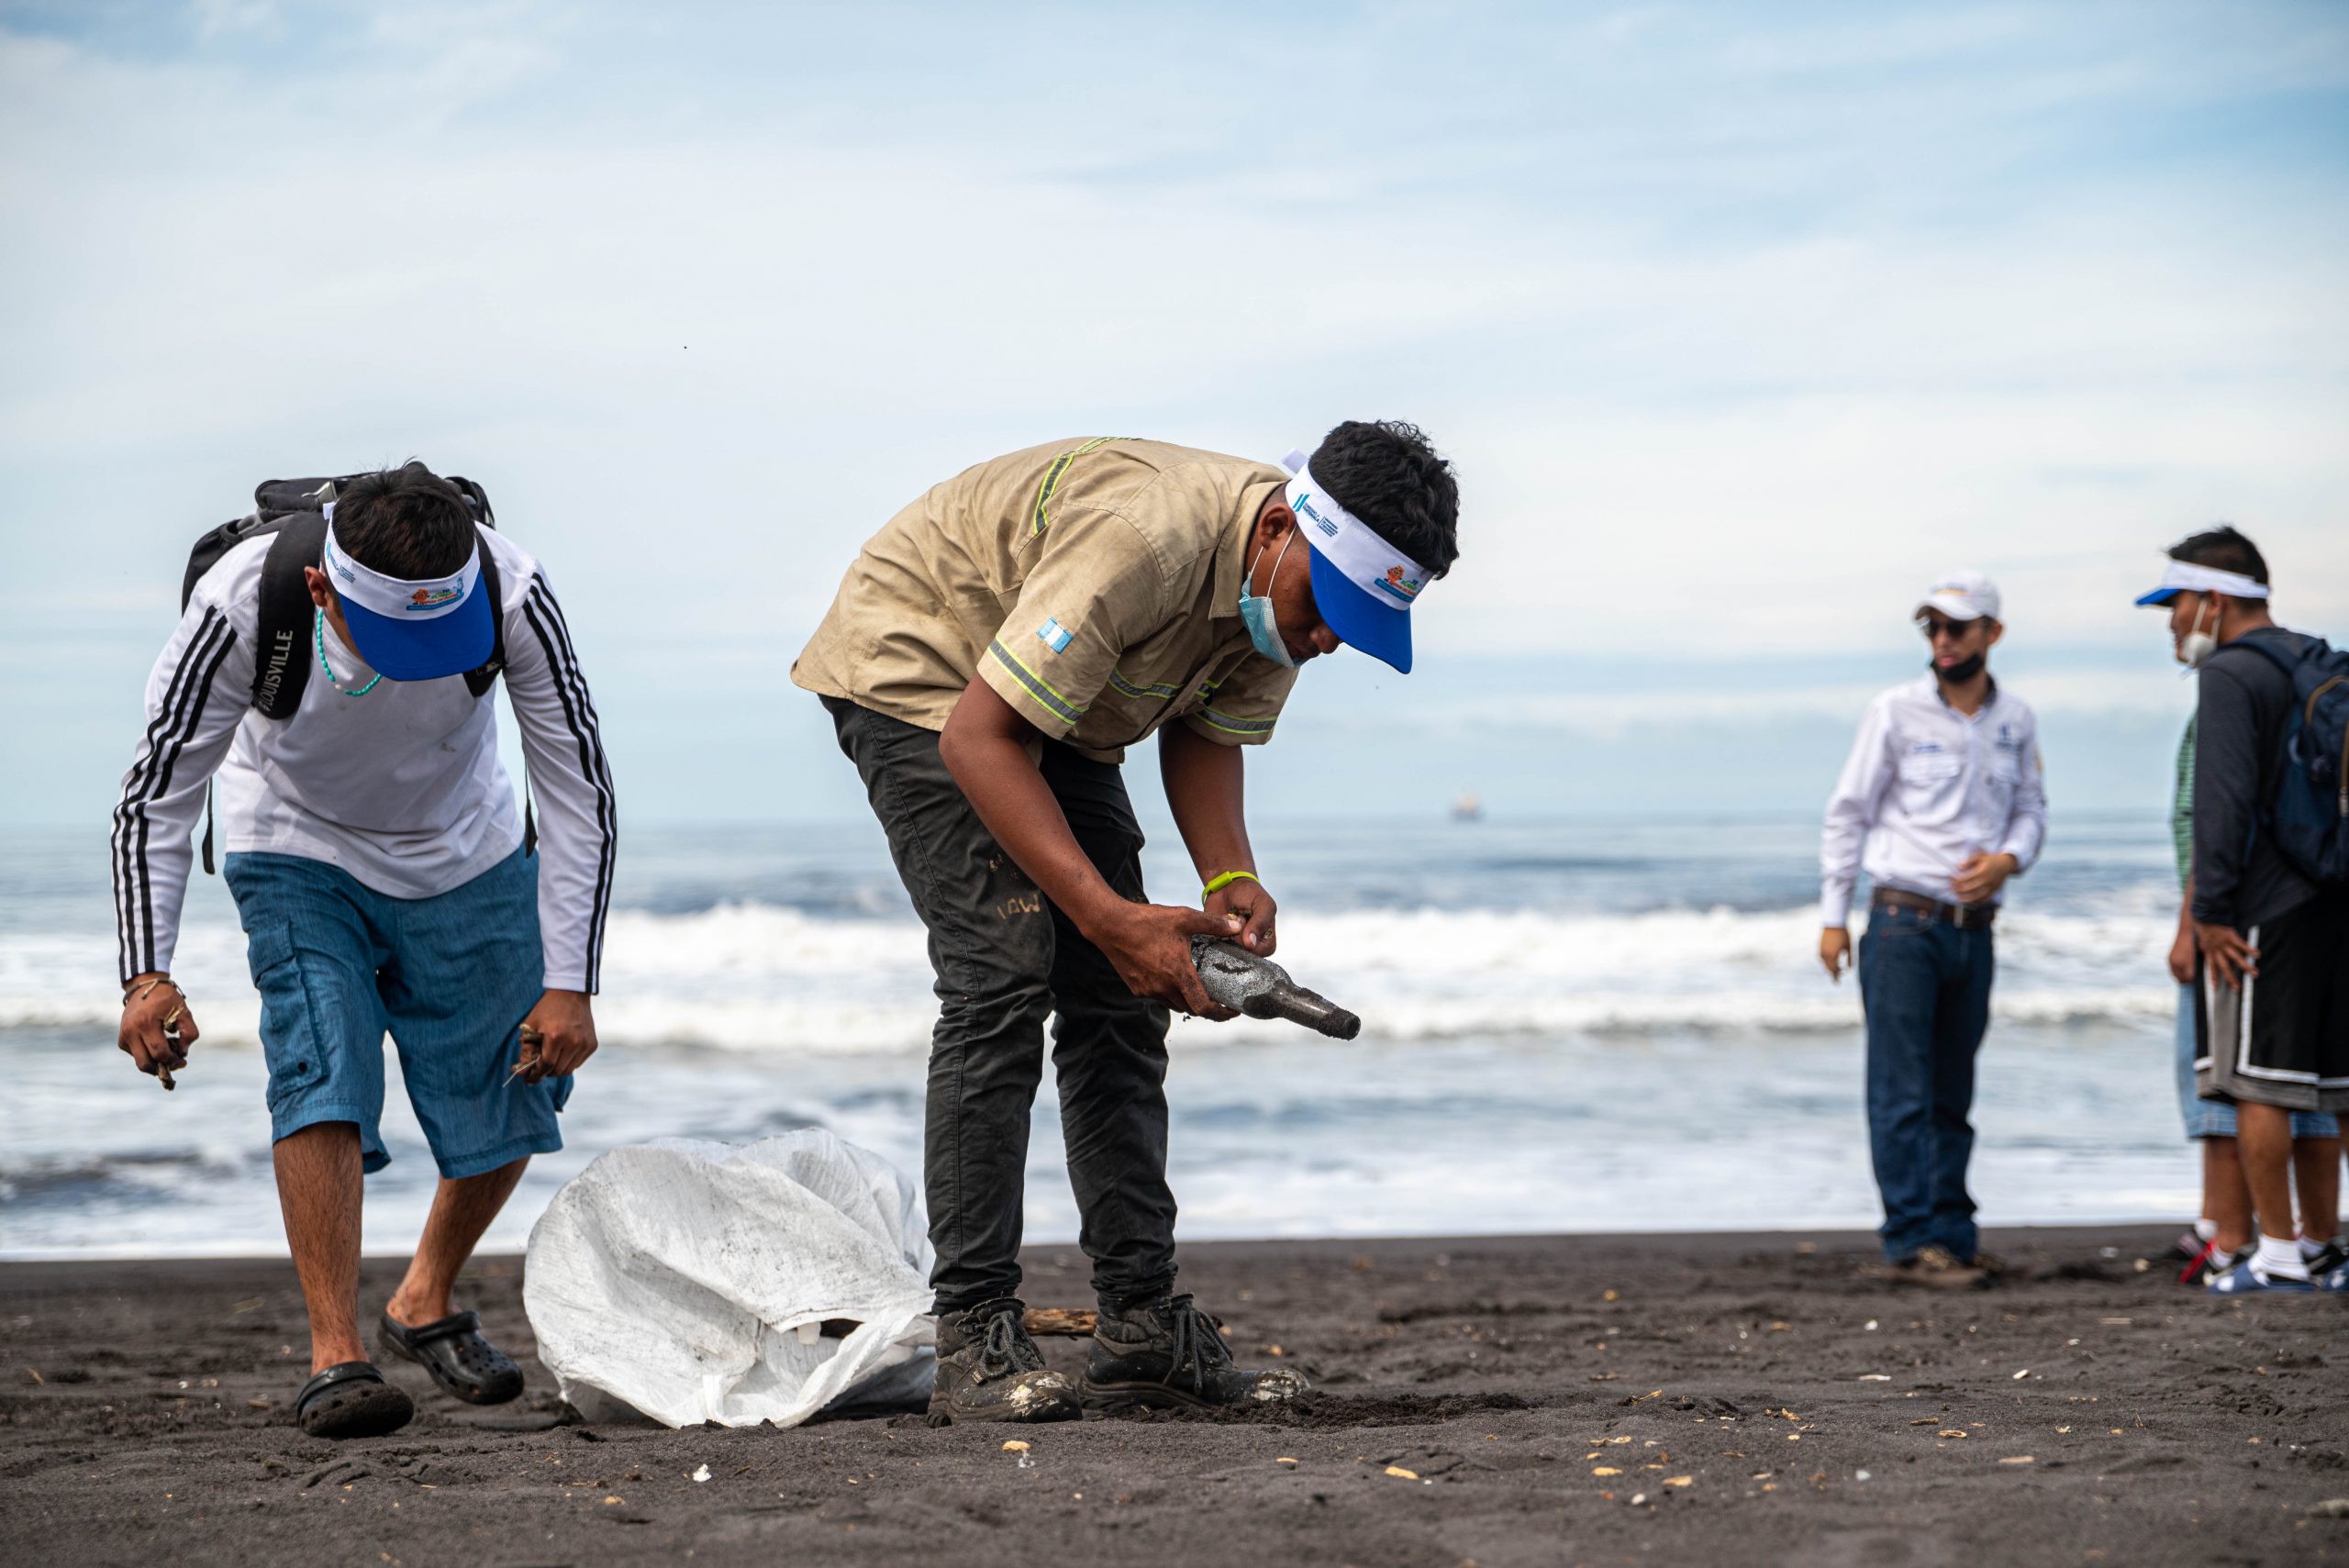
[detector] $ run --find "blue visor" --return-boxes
[1308,545,1414,673]
[2134,587,2182,606]
[338,576,495,682]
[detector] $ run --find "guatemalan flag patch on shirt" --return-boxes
[1037,617,1074,653]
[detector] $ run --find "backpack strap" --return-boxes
[460,535,528,853]
[445,475,495,526]
[2224,630,2300,682]
[462,541,508,698]
[251,514,328,718]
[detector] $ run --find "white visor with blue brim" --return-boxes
[2134,560,2270,606]
[320,508,495,681]
[1281,449,1430,674]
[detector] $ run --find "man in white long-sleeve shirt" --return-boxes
[1818,571,2046,1288]
[109,462,617,1438]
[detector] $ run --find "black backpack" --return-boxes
[182,473,508,713]
[2234,631,2349,886]
[180,472,526,871]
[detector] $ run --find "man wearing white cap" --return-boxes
[2137,526,2349,1294]
[1819,571,2046,1287]
[110,462,618,1436]
[796,423,1458,1422]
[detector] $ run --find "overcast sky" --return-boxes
[4,0,2345,827]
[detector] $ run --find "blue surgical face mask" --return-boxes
[1239,530,1297,668]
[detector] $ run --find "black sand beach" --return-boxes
[5,1227,2345,1566]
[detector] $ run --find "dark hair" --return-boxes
[332,462,477,579]
[1309,420,1459,578]
[2166,524,2268,589]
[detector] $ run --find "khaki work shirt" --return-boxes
[793,438,1298,762]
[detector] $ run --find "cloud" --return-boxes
[192,0,276,38]
[1,1,2343,823]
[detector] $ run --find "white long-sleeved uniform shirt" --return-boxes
[1819,673,2046,928]
[110,528,617,991]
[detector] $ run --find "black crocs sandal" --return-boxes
[377,1309,525,1405]
[295,1361,414,1440]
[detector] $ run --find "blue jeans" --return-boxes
[2175,983,2338,1141]
[1859,905,1994,1262]
[223,847,567,1179]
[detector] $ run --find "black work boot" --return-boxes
[1080,1293,1311,1410]
[926,1297,1083,1428]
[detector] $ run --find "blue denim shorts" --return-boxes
[224,848,570,1179]
[2175,983,2336,1142]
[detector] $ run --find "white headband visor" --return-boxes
[1279,450,1431,673]
[319,515,494,681]
[2134,560,2270,606]
[322,520,482,620]
[1281,451,1430,610]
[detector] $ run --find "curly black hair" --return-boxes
[1308,420,1460,577]
[332,462,478,579]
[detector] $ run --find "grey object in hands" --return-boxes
[1189,938,1362,1040]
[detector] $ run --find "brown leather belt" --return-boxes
[1871,887,1998,930]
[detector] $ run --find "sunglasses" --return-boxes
[1919,615,1980,639]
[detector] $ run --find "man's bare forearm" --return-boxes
[941,683,1127,935]
[1158,721,1254,885]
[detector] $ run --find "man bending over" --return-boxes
[795,425,1460,1423]
[111,463,617,1436]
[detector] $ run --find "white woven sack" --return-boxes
[523,1130,934,1428]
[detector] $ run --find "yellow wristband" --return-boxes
[1201,870,1260,899]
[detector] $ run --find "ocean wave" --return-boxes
[1,899,2176,1051]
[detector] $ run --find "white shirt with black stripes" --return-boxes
[109,528,618,993]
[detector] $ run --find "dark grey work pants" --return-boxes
[823,697,1178,1313]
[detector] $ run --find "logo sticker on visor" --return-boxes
[1373,565,1423,605]
[406,586,462,612]
[1285,461,1431,617]
[1296,493,1342,540]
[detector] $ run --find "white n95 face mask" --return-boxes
[1239,529,1298,668]
[2180,596,2220,670]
